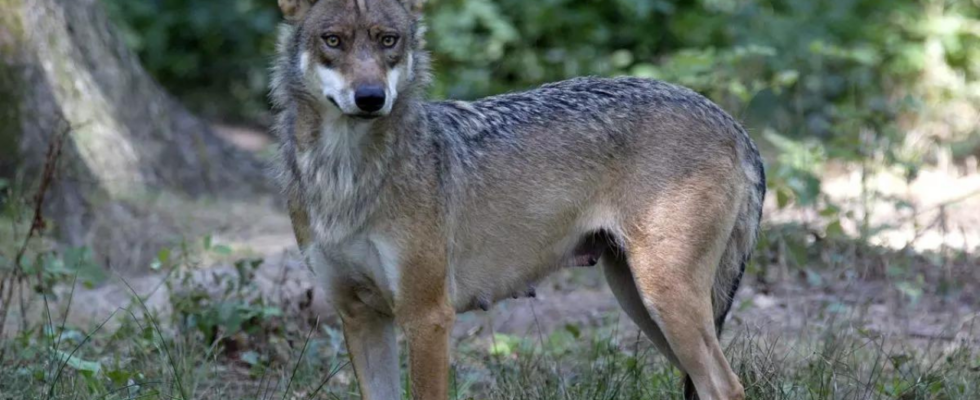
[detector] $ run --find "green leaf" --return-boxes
[260,307,283,318]
[827,302,849,314]
[61,247,107,286]
[776,188,791,209]
[546,329,577,354]
[889,353,911,369]
[826,220,845,238]
[774,69,799,87]
[106,369,133,385]
[241,350,260,366]
[157,248,170,264]
[564,324,581,339]
[896,281,923,304]
[489,340,512,356]
[629,63,660,79]
[818,205,840,217]
[489,334,518,356]
[55,350,101,376]
[212,244,233,255]
[804,269,823,287]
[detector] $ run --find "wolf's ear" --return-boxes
[398,0,425,14]
[279,0,318,23]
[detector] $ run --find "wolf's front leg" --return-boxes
[395,248,454,400]
[339,301,401,400]
[399,303,454,400]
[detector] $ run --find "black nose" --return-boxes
[354,85,386,113]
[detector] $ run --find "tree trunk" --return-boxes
[0,0,271,263]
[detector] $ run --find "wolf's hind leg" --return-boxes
[627,246,744,400]
[602,253,678,366]
[618,187,746,400]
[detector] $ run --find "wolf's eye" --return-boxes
[380,35,399,48]
[323,35,341,48]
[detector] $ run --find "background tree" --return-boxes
[0,0,270,265]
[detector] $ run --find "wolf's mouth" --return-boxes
[325,96,382,120]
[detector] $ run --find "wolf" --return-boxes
[271,0,765,399]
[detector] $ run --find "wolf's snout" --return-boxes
[353,85,386,113]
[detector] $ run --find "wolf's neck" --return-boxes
[298,104,410,244]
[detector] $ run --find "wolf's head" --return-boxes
[278,0,425,119]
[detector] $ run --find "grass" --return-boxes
[1,226,978,400]
[452,321,980,400]
[1,229,978,399]
[1,270,977,400]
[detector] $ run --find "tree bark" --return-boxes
[0,0,270,260]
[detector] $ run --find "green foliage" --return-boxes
[0,238,352,399]
[32,247,107,291]
[0,179,106,295]
[167,255,283,348]
[102,0,280,122]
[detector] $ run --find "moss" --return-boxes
[0,0,24,47]
[0,63,22,179]
[0,0,24,177]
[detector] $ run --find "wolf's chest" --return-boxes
[313,231,402,313]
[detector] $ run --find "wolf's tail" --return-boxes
[712,133,766,335]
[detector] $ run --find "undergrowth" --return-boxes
[2,289,977,400]
[452,319,979,400]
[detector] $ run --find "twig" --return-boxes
[906,188,980,244]
[14,128,64,267]
[905,331,980,345]
[0,123,68,351]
